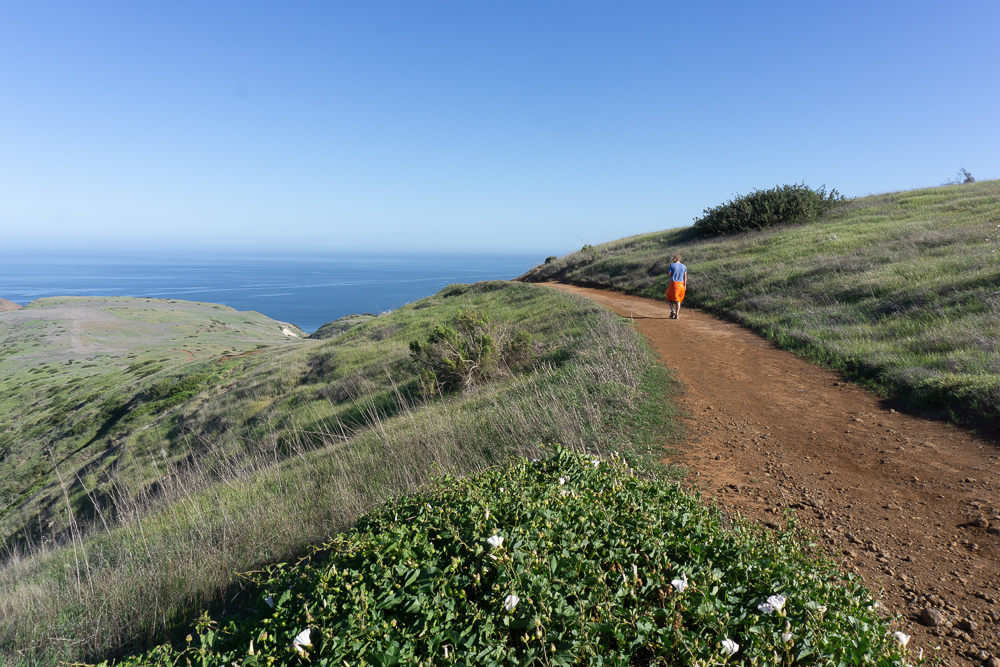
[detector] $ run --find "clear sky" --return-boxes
[2,1,998,256]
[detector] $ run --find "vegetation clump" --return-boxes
[693,183,844,237]
[113,448,910,666]
[944,168,975,185]
[409,309,533,396]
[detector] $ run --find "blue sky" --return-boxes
[2,1,998,255]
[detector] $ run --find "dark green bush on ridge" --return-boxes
[693,183,844,237]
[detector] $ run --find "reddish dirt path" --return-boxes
[545,283,1000,667]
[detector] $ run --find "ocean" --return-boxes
[0,252,543,333]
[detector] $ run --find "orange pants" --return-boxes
[666,281,686,303]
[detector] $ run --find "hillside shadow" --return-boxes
[876,395,1000,449]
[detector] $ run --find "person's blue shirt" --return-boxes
[667,262,687,282]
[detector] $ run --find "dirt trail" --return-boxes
[546,283,1000,666]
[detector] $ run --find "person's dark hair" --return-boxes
[671,254,682,263]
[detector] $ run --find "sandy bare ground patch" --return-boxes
[0,297,22,312]
[545,282,1000,666]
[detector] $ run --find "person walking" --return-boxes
[665,254,687,319]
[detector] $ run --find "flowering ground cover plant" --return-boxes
[116,448,915,666]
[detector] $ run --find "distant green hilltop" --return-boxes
[1,179,994,665]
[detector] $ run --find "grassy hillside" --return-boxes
[523,180,1000,428]
[0,296,305,546]
[0,282,672,665]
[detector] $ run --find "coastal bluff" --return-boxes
[0,297,22,312]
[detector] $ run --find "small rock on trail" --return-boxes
[920,608,947,627]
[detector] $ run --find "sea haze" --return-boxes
[0,252,543,333]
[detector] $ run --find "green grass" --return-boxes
[309,313,376,339]
[0,282,676,665]
[106,448,913,667]
[523,179,1000,428]
[0,296,304,546]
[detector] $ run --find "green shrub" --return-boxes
[126,360,163,378]
[147,373,209,401]
[440,284,470,298]
[409,310,536,398]
[409,310,502,396]
[944,168,975,185]
[693,183,844,237]
[503,330,534,371]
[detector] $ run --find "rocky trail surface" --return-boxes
[546,283,1000,667]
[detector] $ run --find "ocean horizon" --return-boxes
[0,251,544,333]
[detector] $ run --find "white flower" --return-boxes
[591,459,600,468]
[816,605,827,614]
[265,595,275,608]
[559,477,567,485]
[504,594,520,612]
[559,489,569,497]
[632,563,638,579]
[894,631,910,647]
[671,572,688,593]
[782,621,793,645]
[721,638,739,656]
[487,535,504,549]
[759,594,786,614]
[293,628,312,655]
[484,508,490,520]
